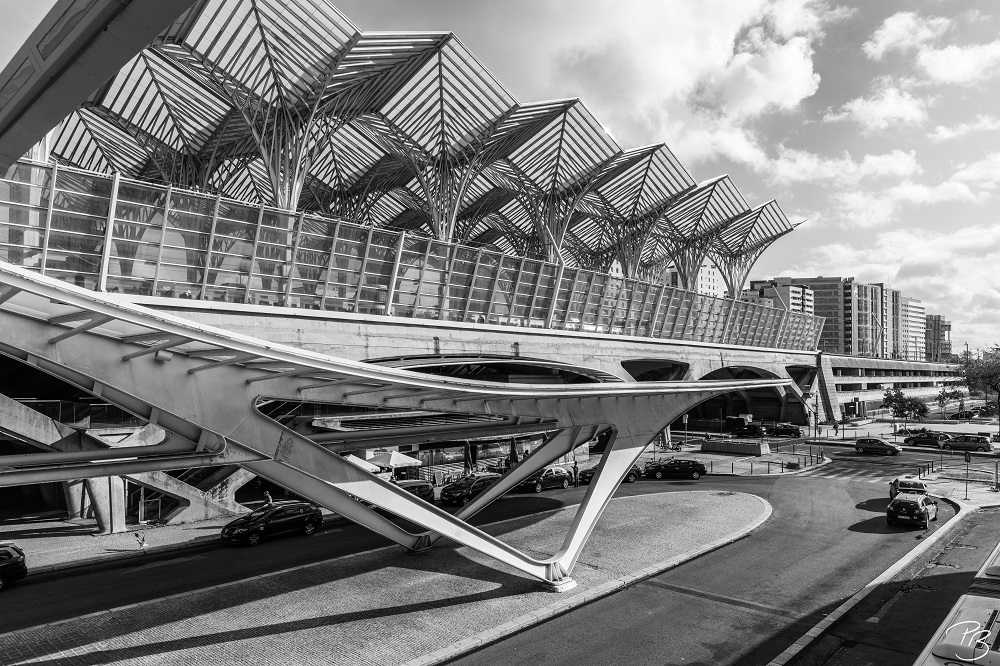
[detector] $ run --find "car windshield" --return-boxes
[452,477,477,488]
[892,500,918,509]
[899,482,923,490]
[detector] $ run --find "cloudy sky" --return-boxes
[335,0,1000,351]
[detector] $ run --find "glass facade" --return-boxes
[0,160,824,351]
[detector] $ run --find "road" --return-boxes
[0,446,973,666]
[449,449,959,666]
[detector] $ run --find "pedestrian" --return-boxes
[833,422,839,436]
[572,459,579,487]
[263,490,273,505]
[134,531,147,549]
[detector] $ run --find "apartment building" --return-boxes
[744,278,815,315]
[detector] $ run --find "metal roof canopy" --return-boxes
[34,0,796,294]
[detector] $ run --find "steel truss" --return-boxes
[0,261,788,589]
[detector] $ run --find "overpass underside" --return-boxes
[0,262,789,589]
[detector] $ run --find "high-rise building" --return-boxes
[663,260,726,298]
[925,315,953,362]
[744,278,814,315]
[769,277,884,356]
[875,286,925,361]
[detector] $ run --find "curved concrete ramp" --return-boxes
[0,261,789,587]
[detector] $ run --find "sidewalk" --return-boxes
[0,490,772,666]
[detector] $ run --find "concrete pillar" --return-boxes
[62,479,91,518]
[85,476,126,534]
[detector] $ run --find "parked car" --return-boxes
[855,437,902,456]
[889,475,929,499]
[903,432,951,448]
[396,479,435,502]
[944,434,994,452]
[0,542,27,591]
[439,473,501,505]
[220,500,323,546]
[734,423,769,438]
[645,459,707,480]
[767,422,803,437]
[518,466,573,493]
[949,411,975,420]
[578,463,642,485]
[886,492,938,528]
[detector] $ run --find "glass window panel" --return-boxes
[55,170,113,198]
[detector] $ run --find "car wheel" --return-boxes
[691,471,700,480]
[978,447,986,452]
[625,473,637,483]
[943,444,952,450]
[246,532,261,546]
[534,482,543,493]
[0,575,6,592]
[932,510,939,522]
[561,478,569,489]
[904,439,912,445]
[654,470,664,480]
[303,521,317,536]
[886,518,893,526]
[462,496,470,505]
[856,447,864,454]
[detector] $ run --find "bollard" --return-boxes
[732,463,734,474]
[750,462,753,474]
[767,461,771,474]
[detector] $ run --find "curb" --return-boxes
[401,492,774,666]
[765,494,970,666]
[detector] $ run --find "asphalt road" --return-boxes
[0,448,964,666]
[448,451,959,666]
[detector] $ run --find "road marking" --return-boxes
[639,579,803,619]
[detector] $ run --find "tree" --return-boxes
[958,348,1000,433]
[883,388,930,426]
[937,387,965,416]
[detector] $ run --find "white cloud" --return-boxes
[766,148,921,186]
[917,41,1000,84]
[693,36,820,118]
[754,224,1000,348]
[929,115,1000,142]
[824,85,928,132]
[952,153,1000,192]
[863,12,951,60]
[834,179,983,228]
[765,0,855,40]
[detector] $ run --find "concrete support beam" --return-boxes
[85,475,125,534]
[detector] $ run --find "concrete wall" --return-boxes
[143,300,816,384]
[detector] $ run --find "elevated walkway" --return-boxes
[0,261,789,588]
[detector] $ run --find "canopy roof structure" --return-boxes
[45,0,795,293]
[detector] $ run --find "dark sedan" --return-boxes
[439,473,501,505]
[221,500,323,546]
[904,433,951,448]
[886,493,938,529]
[579,464,642,485]
[518,466,573,493]
[396,479,435,502]
[645,459,707,480]
[0,542,27,592]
